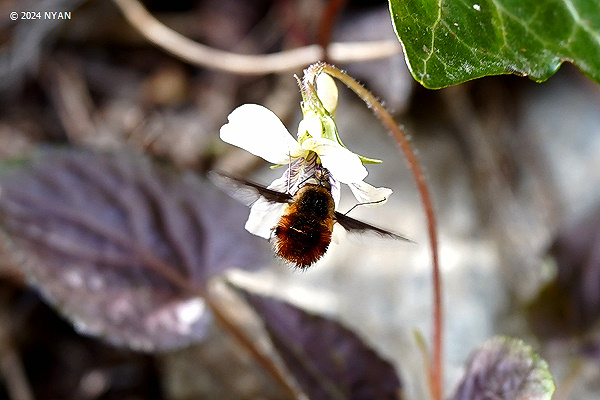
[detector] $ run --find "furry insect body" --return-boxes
[273,184,335,268]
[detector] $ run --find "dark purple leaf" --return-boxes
[236,287,403,400]
[0,148,268,351]
[451,337,554,400]
[578,324,600,365]
[581,340,600,361]
[528,203,600,339]
[550,204,600,328]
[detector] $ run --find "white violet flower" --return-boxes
[219,72,393,239]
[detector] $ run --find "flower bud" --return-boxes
[316,73,338,115]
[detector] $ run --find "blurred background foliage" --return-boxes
[0,0,599,399]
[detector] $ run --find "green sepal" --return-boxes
[359,156,383,164]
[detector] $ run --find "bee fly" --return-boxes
[209,169,412,269]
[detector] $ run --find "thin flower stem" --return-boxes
[108,247,303,399]
[0,315,35,400]
[203,294,305,399]
[315,63,443,400]
[112,0,402,74]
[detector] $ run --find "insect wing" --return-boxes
[208,171,293,207]
[334,211,413,243]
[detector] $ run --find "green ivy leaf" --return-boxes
[389,0,600,88]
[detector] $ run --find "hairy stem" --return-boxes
[314,63,443,400]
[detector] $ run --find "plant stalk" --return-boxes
[314,63,443,400]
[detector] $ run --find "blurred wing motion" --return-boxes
[208,171,293,207]
[334,212,414,243]
[209,170,413,244]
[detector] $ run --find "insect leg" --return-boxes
[343,198,387,216]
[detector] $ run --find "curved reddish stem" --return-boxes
[315,63,443,400]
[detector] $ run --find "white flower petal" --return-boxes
[245,199,286,239]
[244,172,293,239]
[302,138,367,183]
[348,181,393,207]
[330,177,341,209]
[297,115,323,139]
[220,104,302,164]
[330,223,345,244]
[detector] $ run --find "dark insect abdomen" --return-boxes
[273,213,332,268]
[272,185,334,268]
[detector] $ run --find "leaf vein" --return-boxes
[490,1,552,51]
[563,0,600,46]
[422,0,445,80]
